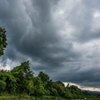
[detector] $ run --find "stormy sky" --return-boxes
[1,0,100,91]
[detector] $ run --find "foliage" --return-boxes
[11,61,34,80]
[0,27,8,56]
[11,61,34,93]
[0,61,94,99]
[42,95,56,99]
[0,80,6,91]
[38,71,50,83]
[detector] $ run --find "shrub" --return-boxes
[0,80,6,91]
[31,96,35,100]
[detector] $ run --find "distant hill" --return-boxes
[82,90,100,95]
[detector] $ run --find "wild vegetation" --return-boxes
[0,61,99,100]
[0,27,8,56]
[0,61,89,99]
[0,27,100,100]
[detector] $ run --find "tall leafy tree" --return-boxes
[56,81,65,87]
[0,27,8,56]
[38,71,50,83]
[11,61,34,80]
[0,70,16,93]
[0,80,6,91]
[11,61,34,93]
[33,77,45,96]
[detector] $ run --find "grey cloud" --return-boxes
[2,0,78,67]
[66,0,100,43]
[0,0,100,89]
[54,63,100,88]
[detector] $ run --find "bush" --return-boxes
[0,80,6,91]
[31,96,35,100]
[50,88,57,96]
[35,97,41,100]
[42,95,56,99]
[43,89,50,95]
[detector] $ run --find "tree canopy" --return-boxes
[0,27,8,56]
[0,61,90,99]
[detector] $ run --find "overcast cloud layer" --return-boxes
[0,0,100,90]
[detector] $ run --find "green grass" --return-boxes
[0,94,100,100]
[0,95,32,100]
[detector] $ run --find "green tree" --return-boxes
[38,71,50,83]
[24,79,34,95]
[0,80,6,91]
[0,27,8,56]
[11,61,34,93]
[67,83,70,88]
[56,81,65,87]
[5,73,17,93]
[83,90,88,95]
[0,70,16,93]
[33,77,44,96]
[11,61,34,80]
[53,81,64,96]
[64,88,73,99]
[50,88,57,96]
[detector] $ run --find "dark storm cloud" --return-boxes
[56,66,100,88]
[66,0,100,43]
[1,0,100,89]
[0,0,78,69]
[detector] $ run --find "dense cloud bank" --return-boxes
[0,0,100,89]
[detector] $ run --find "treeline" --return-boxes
[0,61,88,99]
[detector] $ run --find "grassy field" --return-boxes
[0,95,100,100]
[0,98,99,100]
